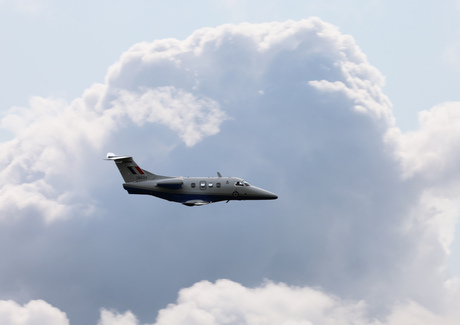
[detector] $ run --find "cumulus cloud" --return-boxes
[1,17,460,325]
[0,81,226,222]
[385,101,460,259]
[97,309,139,325]
[2,281,458,325]
[99,280,460,325]
[387,101,460,181]
[112,87,227,147]
[0,300,69,325]
[0,17,388,223]
[154,280,368,325]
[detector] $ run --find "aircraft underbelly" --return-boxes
[123,184,232,203]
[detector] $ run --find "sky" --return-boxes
[1,1,460,324]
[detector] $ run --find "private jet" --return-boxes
[105,153,278,206]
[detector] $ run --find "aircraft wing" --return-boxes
[155,178,183,189]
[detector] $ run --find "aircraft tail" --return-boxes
[105,152,156,183]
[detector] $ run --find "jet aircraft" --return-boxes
[105,153,278,206]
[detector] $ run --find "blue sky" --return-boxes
[1,1,460,324]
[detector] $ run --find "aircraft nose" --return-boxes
[257,188,278,200]
[267,192,278,200]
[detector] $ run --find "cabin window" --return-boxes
[191,183,196,188]
[216,183,221,188]
[200,181,207,189]
[209,182,214,188]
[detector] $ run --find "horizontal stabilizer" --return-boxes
[105,153,132,161]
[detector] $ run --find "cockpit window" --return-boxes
[235,180,251,187]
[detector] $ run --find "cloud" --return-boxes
[154,280,368,325]
[0,300,69,325]
[1,281,459,325]
[97,309,139,325]
[0,17,388,223]
[112,87,227,147]
[99,280,460,325]
[385,102,460,258]
[0,84,226,222]
[1,17,460,325]
[387,102,460,181]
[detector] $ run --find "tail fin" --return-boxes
[105,152,156,183]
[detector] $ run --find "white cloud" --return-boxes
[0,93,115,222]
[0,79,227,222]
[100,280,460,325]
[387,101,460,181]
[0,300,69,325]
[0,282,457,325]
[382,102,460,275]
[154,280,367,325]
[97,309,139,325]
[0,282,458,325]
[3,18,388,223]
[1,17,460,325]
[112,87,227,147]
[404,190,460,255]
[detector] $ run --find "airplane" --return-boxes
[105,153,278,206]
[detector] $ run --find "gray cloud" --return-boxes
[0,18,460,324]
